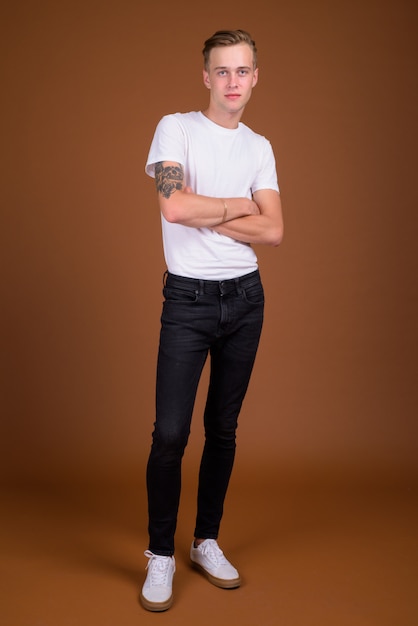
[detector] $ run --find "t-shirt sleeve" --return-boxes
[145,114,186,178]
[251,139,280,194]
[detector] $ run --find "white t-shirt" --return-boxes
[145,111,279,280]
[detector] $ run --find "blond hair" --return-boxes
[202,29,257,70]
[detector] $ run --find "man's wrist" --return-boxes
[220,198,228,223]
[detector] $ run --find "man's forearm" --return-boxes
[212,214,282,246]
[161,192,259,228]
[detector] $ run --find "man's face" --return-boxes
[203,43,258,117]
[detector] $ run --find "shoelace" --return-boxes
[199,540,229,566]
[144,550,174,586]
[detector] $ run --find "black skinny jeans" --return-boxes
[146,270,264,556]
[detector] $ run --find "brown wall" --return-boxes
[1,0,417,485]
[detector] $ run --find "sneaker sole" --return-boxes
[191,560,241,589]
[140,593,173,612]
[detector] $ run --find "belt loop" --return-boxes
[199,279,204,295]
[163,270,168,287]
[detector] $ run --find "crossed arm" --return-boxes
[154,161,283,247]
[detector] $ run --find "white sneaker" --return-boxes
[140,550,175,611]
[190,539,241,588]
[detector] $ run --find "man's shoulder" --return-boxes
[159,111,201,126]
[152,112,202,138]
[239,121,271,146]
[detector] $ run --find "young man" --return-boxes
[141,29,283,611]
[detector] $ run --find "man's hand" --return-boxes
[248,199,261,216]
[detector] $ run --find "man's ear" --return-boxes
[252,67,259,88]
[203,69,211,89]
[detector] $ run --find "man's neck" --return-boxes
[201,107,243,129]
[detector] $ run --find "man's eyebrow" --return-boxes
[214,65,252,71]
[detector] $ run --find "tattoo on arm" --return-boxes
[155,162,184,199]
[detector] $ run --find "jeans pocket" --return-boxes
[163,286,199,303]
[241,283,265,305]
